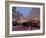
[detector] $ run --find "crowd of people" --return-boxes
[12,18,40,30]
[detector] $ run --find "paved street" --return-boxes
[12,25,33,31]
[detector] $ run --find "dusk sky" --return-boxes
[16,7,32,17]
